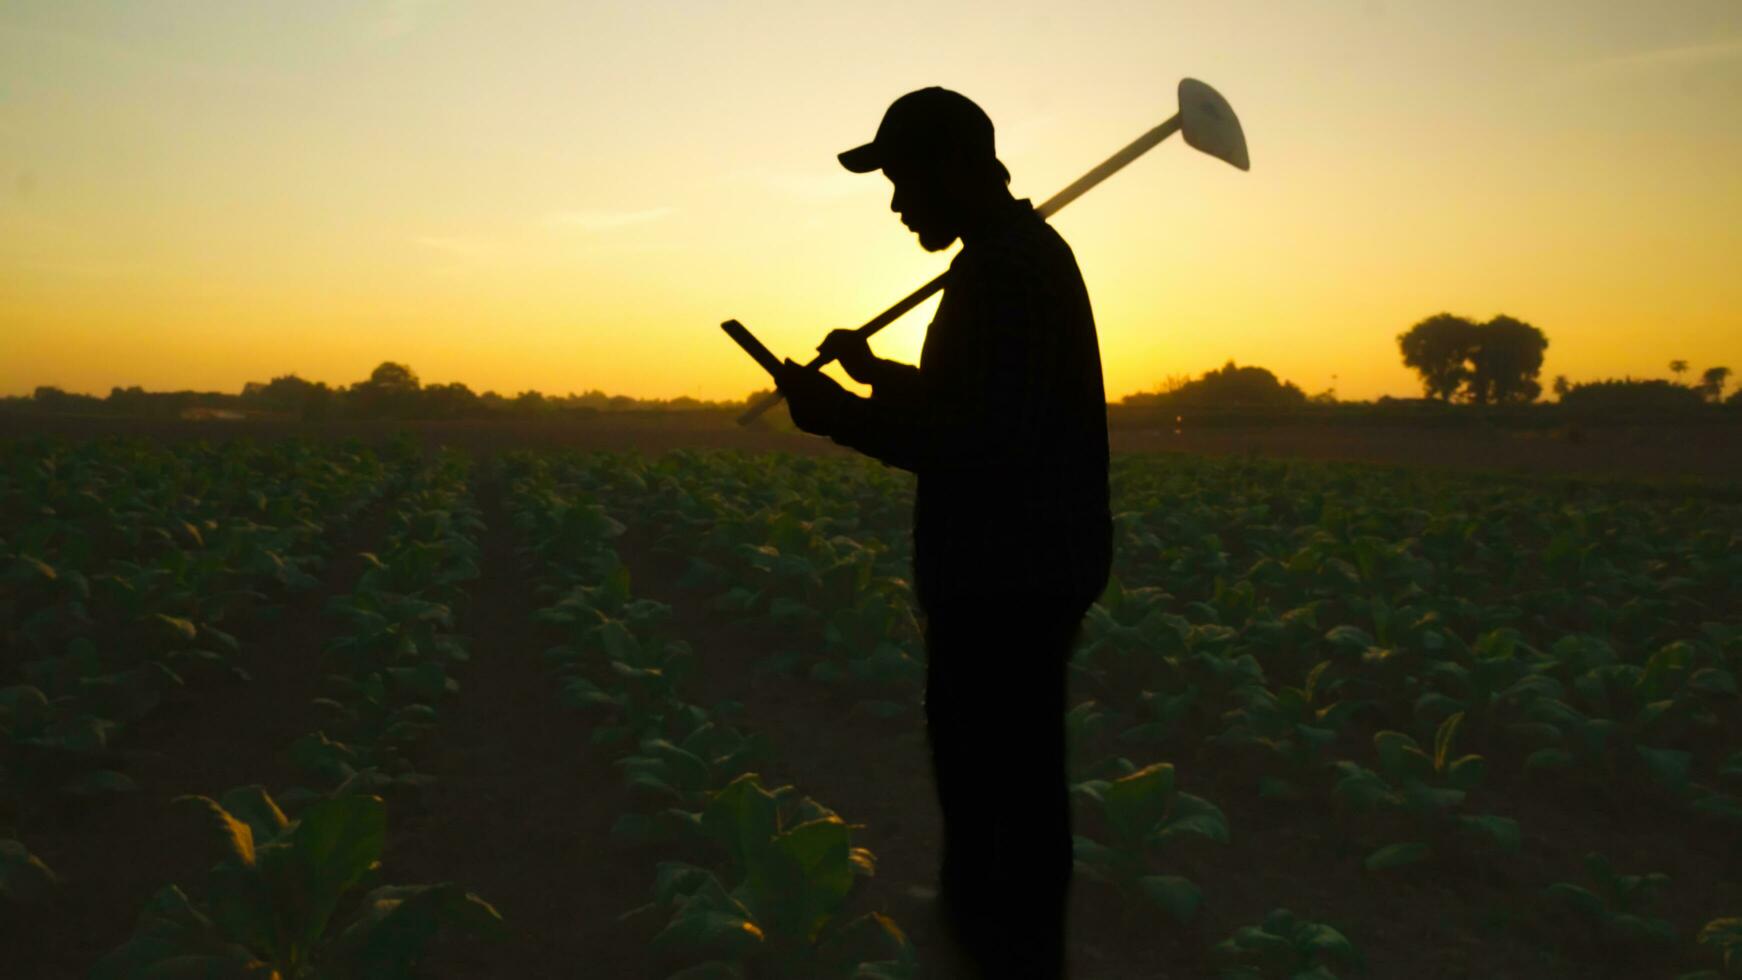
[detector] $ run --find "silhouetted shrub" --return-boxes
[1124,361,1307,408]
[1559,378,1704,412]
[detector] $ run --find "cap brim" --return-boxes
[838,142,882,173]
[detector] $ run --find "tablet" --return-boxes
[720,319,785,379]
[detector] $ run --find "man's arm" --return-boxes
[827,250,1054,471]
[816,329,924,408]
[866,358,924,404]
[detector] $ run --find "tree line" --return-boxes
[7,362,767,421]
[9,316,1738,422]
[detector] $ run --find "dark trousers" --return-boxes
[922,591,1088,979]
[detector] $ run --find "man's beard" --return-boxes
[915,224,959,252]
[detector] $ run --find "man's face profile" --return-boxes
[885,157,959,253]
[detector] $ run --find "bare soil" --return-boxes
[389,478,661,978]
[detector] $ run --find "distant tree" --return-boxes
[348,362,422,418]
[1399,312,1548,404]
[1561,378,1704,412]
[1669,359,1688,383]
[32,386,106,414]
[1466,315,1548,404]
[1120,372,1193,407]
[107,385,154,415]
[1155,373,1192,396]
[242,374,334,419]
[1161,360,1308,408]
[1398,313,1479,401]
[421,381,479,419]
[512,390,551,415]
[1697,366,1731,402]
[1552,375,1571,399]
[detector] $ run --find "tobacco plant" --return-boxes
[1071,760,1229,923]
[1331,712,1520,870]
[1213,907,1365,978]
[94,788,501,979]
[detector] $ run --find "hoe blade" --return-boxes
[1179,78,1250,171]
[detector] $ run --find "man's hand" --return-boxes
[817,329,882,386]
[775,358,853,437]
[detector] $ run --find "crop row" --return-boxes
[91,447,502,978]
[497,450,919,980]
[1,437,414,905]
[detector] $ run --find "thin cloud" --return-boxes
[1555,36,1742,83]
[1591,36,1742,70]
[538,206,677,231]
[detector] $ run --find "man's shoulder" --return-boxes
[955,213,1075,283]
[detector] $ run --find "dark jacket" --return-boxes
[829,196,1112,611]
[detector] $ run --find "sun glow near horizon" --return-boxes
[3,1,1740,404]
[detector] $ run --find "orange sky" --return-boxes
[3,1,1740,402]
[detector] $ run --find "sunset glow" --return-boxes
[4,0,1739,402]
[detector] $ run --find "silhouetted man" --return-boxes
[774,86,1112,980]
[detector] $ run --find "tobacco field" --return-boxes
[2,435,1740,979]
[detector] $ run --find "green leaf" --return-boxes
[1446,754,1487,791]
[154,614,200,643]
[332,883,505,976]
[1138,875,1202,923]
[701,774,780,874]
[1457,814,1522,851]
[91,885,254,980]
[1331,764,1398,811]
[1545,882,1606,919]
[1324,625,1375,650]
[1690,792,1742,824]
[1102,762,1175,848]
[1432,712,1465,772]
[741,816,857,942]
[651,875,764,960]
[1635,746,1692,794]
[280,794,388,945]
[1687,668,1737,697]
[1162,793,1231,845]
[173,796,257,867]
[0,839,58,903]
[217,786,289,844]
[1373,730,1428,780]
[1364,842,1430,871]
[1294,920,1363,966]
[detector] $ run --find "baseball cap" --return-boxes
[838,86,1005,177]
